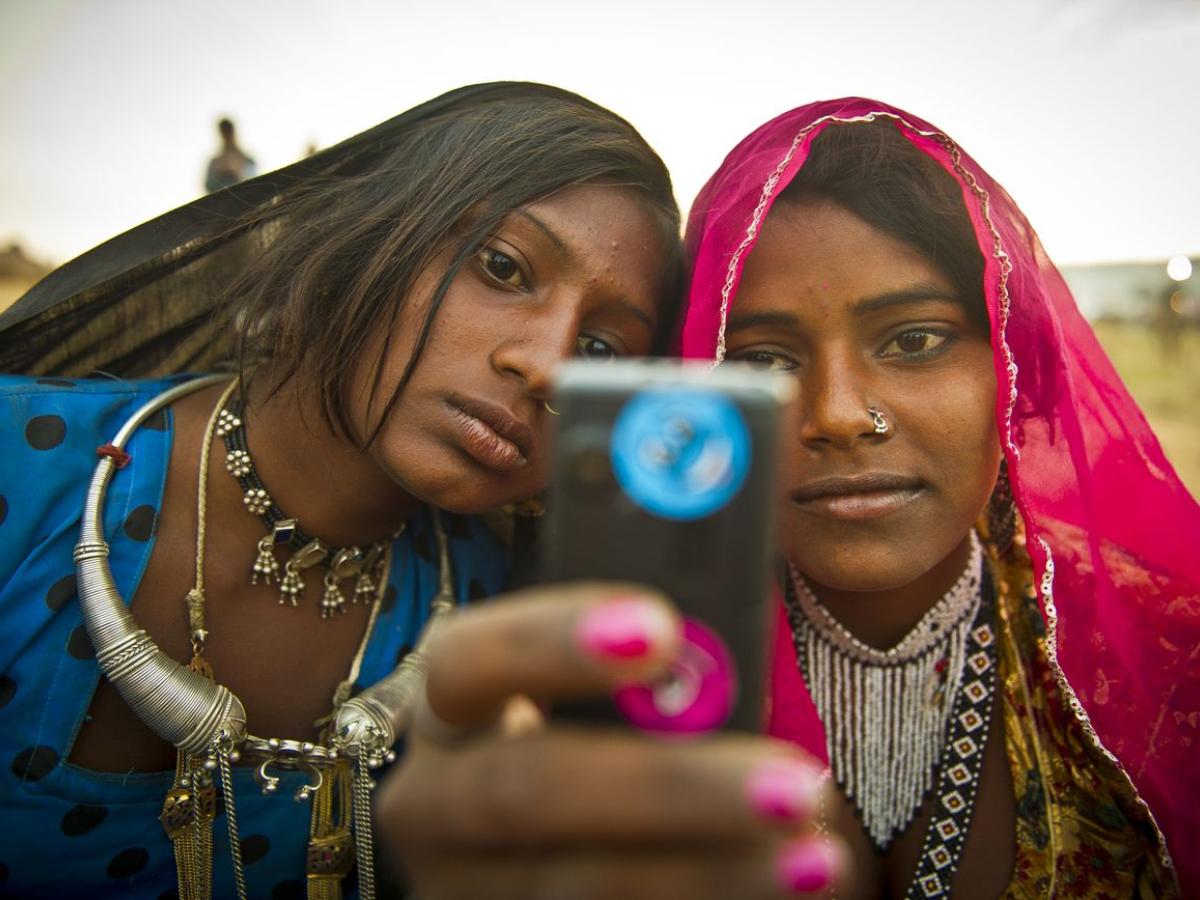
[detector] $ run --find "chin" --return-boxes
[784,535,936,594]
[416,468,543,517]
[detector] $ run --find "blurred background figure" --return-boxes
[204,117,256,193]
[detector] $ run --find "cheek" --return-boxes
[918,366,1001,516]
[344,318,423,441]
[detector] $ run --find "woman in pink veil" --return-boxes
[681,99,1198,897]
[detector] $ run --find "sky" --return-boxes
[1,0,1198,267]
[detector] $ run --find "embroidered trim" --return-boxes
[905,581,998,898]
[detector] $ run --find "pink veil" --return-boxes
[680,98,1200,889]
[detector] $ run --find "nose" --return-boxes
[490,302,581,400]
[797,348,888,449]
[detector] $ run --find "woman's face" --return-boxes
[724,198,1001,593]
[354,182,672,514]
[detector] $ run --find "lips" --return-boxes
[444,394,534,472]
[790,472,925,521]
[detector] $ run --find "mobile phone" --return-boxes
[541,359,794,734]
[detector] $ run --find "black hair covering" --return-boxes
[0,82,600,377]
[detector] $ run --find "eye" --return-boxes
[477,247,526,289]
[881,329,950,357]
[731,349,798,372]
[576,335,619,361]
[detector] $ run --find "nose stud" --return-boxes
[867,406,889,435]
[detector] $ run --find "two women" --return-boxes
[3,83,1195,899]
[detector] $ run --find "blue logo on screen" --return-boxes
[610,387,750,520]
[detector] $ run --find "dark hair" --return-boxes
[224,85,682,444]
[777,119,986,329]
[217,118,235,139]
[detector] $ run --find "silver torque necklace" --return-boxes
[785,532,984,851]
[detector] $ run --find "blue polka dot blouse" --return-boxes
[0,375,508,898]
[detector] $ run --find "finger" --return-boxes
[420,582,681,732]
[379,730,827,849]
[400,838,846,900]
[498,694,545,737]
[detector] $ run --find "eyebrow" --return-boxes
[510,210,654,331]
[726,310,801,333]
[513,209,571,260]
[851,284,961,315]
[726,283,961,333]
[616,300,655,331]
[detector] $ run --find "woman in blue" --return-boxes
[0,83,688,899]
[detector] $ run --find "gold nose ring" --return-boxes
[544,400,560,416]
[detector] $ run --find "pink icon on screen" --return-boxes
[613,617,737,735]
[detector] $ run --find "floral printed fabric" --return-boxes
[991,530,1177,899]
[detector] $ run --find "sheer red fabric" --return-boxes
[680,98,1200,891]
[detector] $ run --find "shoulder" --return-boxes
[0,374,189,437]
[0,375,192,588]
[0,374,189,478]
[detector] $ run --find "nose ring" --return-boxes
[868,406,889,435]
[544,400,560,416]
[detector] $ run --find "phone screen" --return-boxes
[541,360,793,734]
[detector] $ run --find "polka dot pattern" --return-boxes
[142,408,169,431]
[446,512,473,539]
[412,530,433,560]
[106,846,149,879]
[0,374,511,898]
[123,505,158,541]
[44,574,76,611]
[12,745,58,782]
[24,414,67,450]
[381,584,398,613]
[67,625,95,660]
[271,879,305,900]
[61,803,109,836]
[241,833,271,865]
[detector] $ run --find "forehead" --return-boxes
[519,184,668,262]
[735,199,953,313]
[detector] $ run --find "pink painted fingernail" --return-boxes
[777,838,838,894]
[747,759,820,822]
[575,597,671,660]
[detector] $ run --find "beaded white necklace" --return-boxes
[785,532,983,850]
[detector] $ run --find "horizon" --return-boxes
[2,0,1198,268]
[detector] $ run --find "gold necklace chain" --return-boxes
[184,378,240,656]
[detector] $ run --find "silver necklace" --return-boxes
[785,532,983,850]
[75,377,459,900]
[218,390,393,617]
